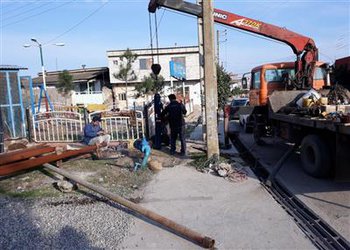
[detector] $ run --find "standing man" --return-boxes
[83,116,110,147]
[161,94,187,155]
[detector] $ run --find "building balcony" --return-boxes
[71,91,104,105]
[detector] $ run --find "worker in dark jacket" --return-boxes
[161,94,187,155]
[83,116,110,147]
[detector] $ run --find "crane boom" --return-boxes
[148,0,319,89]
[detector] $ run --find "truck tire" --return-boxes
[300,135,331,178]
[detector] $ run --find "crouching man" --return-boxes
[83,116,110,148]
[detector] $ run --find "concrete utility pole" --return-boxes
[216,29,220,64]
[203,0,219,158]
[197,0,206,141]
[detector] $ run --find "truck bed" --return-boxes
[269,112,350,135]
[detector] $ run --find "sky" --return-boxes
[1,0,349,78]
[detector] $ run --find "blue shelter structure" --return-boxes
[0,65,27,138]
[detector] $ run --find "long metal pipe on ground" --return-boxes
[43,163,215,249]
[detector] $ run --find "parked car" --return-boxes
[229,97,249,120]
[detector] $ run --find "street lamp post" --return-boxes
[34,39,47,89]
[24,39,64,111]
[23,38,65,90]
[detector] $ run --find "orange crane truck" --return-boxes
[148,0,350,179]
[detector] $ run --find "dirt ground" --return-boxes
[0,145,183,201]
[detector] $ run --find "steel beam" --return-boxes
[0,145,97,176]
[0,145,56,166]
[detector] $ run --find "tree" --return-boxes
[113,48,138,109]
[57,70,74,98]
[216,63,231,110]
[231,86,248,97]
[135,73,165,100]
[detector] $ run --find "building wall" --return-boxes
[107,46,201,109]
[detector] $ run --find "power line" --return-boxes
[1,1,72,28]
[2,2,51,22]
[1,2,35,17]
[44,1,108,45]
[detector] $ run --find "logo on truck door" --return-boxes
[231,18,261,30]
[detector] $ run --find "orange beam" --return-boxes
[0,145,97,176]
[0,146,56,166]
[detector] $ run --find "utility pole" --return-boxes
[197,0,206,141]
[216,29,227,65]
[203,0,219,158]
[216,29,220,64]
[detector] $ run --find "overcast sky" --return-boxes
[1,0,349,77]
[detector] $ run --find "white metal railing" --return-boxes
[89,110,144,141]
[74,91,102,95]
[32,111,83,142]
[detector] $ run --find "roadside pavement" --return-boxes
[120,162,315,249]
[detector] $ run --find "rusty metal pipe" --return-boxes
[43,163,215,248]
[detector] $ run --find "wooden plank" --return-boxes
[0,145,97,176]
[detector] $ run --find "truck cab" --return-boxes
[248,61,329,106]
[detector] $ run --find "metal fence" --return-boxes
[30,109,144,143]
[32,111,83,142]
[89,110,144,141]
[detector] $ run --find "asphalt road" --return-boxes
[230,120,350,241]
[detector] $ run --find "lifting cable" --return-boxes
[154,11,160,64]
[148,12,155,65]
[148,10,162,78]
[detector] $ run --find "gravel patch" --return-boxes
[0,195,133,249]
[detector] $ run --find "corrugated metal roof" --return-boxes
[0,65,28,70]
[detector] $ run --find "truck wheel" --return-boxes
[300,135,331,178]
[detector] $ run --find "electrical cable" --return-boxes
[1,2,34,17]
[1,1,71,28]
[2,2,50,22]
[44,1,108,45]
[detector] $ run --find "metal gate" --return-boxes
[32,111,83,142]
[89,110,144,141]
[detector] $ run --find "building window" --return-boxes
[113,60,118,65]
[118,93,126,100]
[139,58,152,70]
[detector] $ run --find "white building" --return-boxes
[32,67,111,107]
[107,46,202,110]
